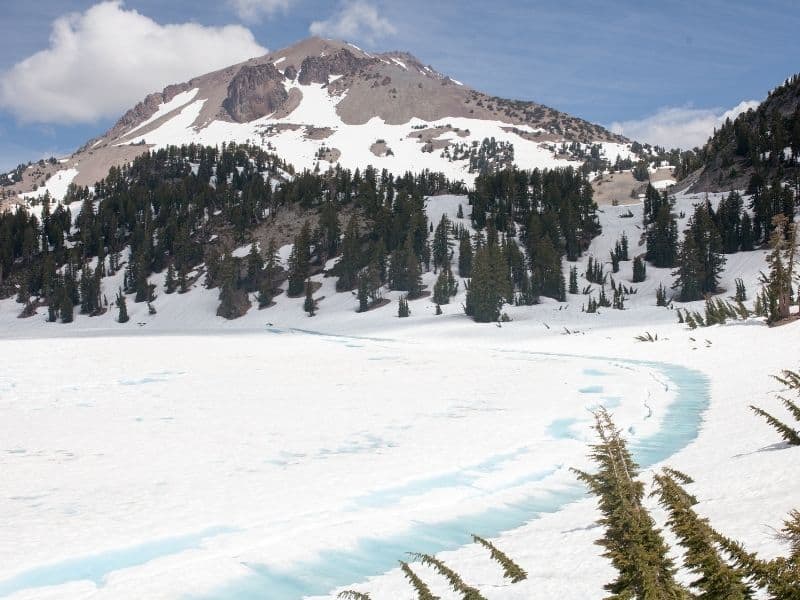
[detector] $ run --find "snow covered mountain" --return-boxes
[9,37,634,201]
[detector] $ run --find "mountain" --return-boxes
[5,37,633,202]
[682,73,800,192]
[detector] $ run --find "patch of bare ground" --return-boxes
[370,141,391,157]
[501,126,560,143]
[304,126,335,140]
[317,147,341,162]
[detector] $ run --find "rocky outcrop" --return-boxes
[284,65,298,81]
[223,64,288,123]
[298,49,375,85]
[104,82,192,142]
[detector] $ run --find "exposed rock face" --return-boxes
[298,49,375,85]
[223,64,288,123]
[284,65,298,81]
[104,82,191,142]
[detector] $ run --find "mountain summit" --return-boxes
[9,37,632,198]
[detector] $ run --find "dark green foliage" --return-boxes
[656,283,669,306]
[653,470,754,599]
[433,264,458,305]
[568,265,578,294]
[335,215,362,292]
[399,561,439,600]
[288,223,312,297]
[716,511,800,600]
[586,255,606,285]
[734,278,747,302]
[761,214,797,323]
[408,554,486,600]
[165,261,177,294]
[389,235,424,298]
[398,295,410,318]
[573,409,687,600]
[471,535,527,583]
[115,288,129,323]
[465,245,504,322]
[632,256,646,283]
[432,214,451,272]
[457,231,473,278]
[304,279,316,316]
[750,405,800,445]
[645,198,679,268]
[673,202,726,301]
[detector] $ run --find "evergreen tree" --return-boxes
[165,261,177,294]
[116,288,129,323]
[632,255,647,283]
[458,232,473,278]
[761,213,797,323]
[433,263,457,305]
[60,288,74,323]
[466,246,501,322]
[287,223,311,296]
[336,215,362,291]
[398,294,410,317]
[573,409,687,600]
[646,203,679,268]
[432,214,450,272]
[673,204,726,301]
[245,243,263,292]
[569,265,579,294]
[653,469,754,599]
[304,279,316,316]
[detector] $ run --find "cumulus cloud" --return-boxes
[0,1,267,124]
[610,100,760,150]
[228,0,294,22]
[309,1,396,43]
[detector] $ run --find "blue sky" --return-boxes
[1,0,798,171]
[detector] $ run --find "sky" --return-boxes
[0,0,798,171]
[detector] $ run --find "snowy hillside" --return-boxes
[0,187,798,599]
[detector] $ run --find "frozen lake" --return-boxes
[0,330,708,599]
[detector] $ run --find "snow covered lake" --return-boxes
[0,330,709,599]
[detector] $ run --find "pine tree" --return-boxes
[336,215,362,291]
[433,263,457,305]
[432,214,451,273]
[653,469,754,599]
[165,261,177,294]
[761,213,797,323]
[466,245,501,322]
[398,295,410,317]
[656,283,668,307]
[116,288,129,323]
[287,223,311,297]
[673,203,726,301]
[569,265,579,294]
[573,409,687,599]
[646,203,679,268]
[304,279,316,316]
[357,270,370,312]
[458,232,473,278]
[632,256,646,283]
[245,242,263,291]
[60,288,74,323]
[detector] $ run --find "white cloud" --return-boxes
[0,1,267,124]
[309,1,396,43]
[610,100,760,150]
[228,0,294,22]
